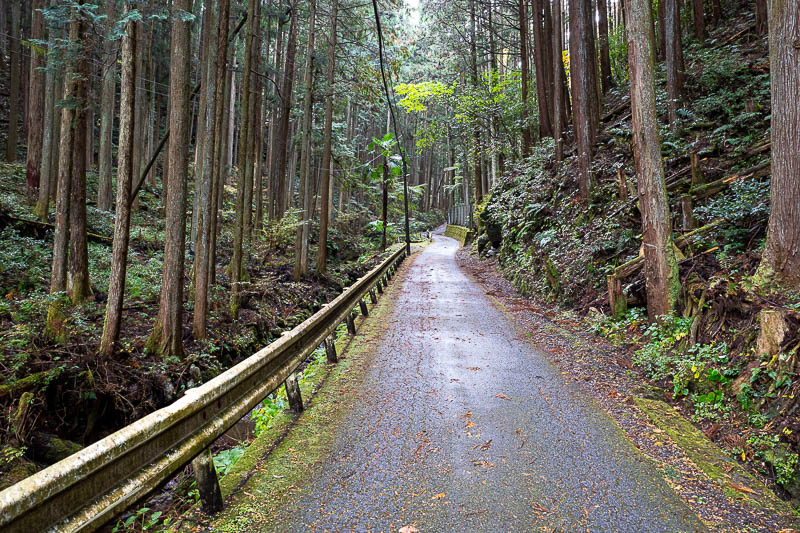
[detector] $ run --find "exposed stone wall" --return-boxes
[444,225,472,246]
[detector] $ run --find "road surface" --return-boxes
[247,234,705,532]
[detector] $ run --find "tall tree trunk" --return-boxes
[131,20,145,211]
[519,0,532,157]
[34,0,58,220]
[626,0,680,319]
[532,0,554,138]
[381,157,388,251]
[268,10,285,220]
[755,0,767,35]
[711,0,721,25]
[664,0,684,131]
[147,0,193,358]
[231,0,258,316]
[211,28,233,286]
[45,15,77,339]
[656,0,665,61]
[597,0,614,92]
[756,0,800,288]
[69,13,91,305]
[293,0,317,280]
[552,0,566,161]
[317,0,338,274]
[570,0,600,201]
[274,4,297,219]
[692,0,705,40]
[97,0,117,211]
[244,0,262,242]
[100,11,136,357]
[6,0,21,162]
[194,0,225,340]
[26,0,45,196]
[469,0,483,203]
[192,2,214,250]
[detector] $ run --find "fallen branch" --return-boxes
[0,213,112,244]
[613,220,724,279]
[690,161,770,200]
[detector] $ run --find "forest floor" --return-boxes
[182,234,797,533]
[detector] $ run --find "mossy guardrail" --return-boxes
[444,224,472,246]
[0,246,407,533]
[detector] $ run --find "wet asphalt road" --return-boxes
[273,234,705,532]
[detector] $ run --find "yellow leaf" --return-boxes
[741,452,747,461]
[433,492,445,500]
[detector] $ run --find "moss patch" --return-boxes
[444,224,471,246]
[634,397,795,516]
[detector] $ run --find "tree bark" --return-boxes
[97,0,117,212]
[193,0,224,340]
[100,10,136,357]
[293,0,317,280]
[147,0,193,358]
[569,0,600,201]
[756,0,800,288]
[519,0,532,157]
[26,0,45,196]
[597,0,614,92]
[6,0,21,162]
[244,0,262,242]
[231,0,258,316]
[552,0,566,161]
[317,0,338,274]
[532,0,554,138]
[664,0,684,131]
[46,7,78,338]
[275,5,297,220]
[469,0,483,203]
[692,0,705,40]
[33,0,58,220]
[626,0,680,319]
[755,0,767,35]
[68,12,91,305]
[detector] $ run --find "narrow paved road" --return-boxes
[272,234,705,532]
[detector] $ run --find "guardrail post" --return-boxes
[369,288,378,304]
[359,299,369,317]
[285,373,304,413]
[376,279,384,294]
[346,313,356,335]
[325,337,337,363]
[191,447,223,515]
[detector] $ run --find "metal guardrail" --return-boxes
[0,246,407,533]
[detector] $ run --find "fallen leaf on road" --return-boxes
[494,393,512,400]
[480,439,492,451]
[728,482,757,495]
[467,367,481,371]
[531,501,549,513]
[399,527,419,533]
[432,492,445,500]
[466,421,476,428]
